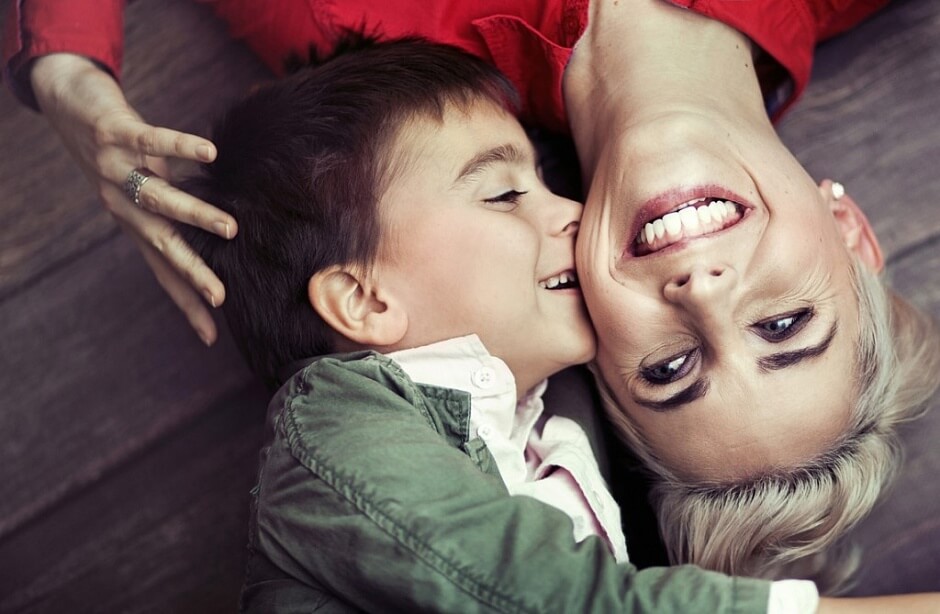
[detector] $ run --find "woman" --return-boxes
[4,0,938,595]
[564,0,940,589]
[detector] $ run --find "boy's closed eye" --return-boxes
[484,189,528,210]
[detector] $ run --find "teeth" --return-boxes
[663,211,682,236]
[652,219,665,239]
[635,200,742,250]
[697,206,712,225]
[539,271,578,289]
[678,206,700,230]
[708,201,724,220]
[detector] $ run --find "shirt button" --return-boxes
[471,367,496,389]
[478,425,493,438]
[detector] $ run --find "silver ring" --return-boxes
[124,167,155,207]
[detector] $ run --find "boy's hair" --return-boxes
[182,37,518,387]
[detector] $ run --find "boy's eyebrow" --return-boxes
[453,143,528,185]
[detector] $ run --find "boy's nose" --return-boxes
[550,195,583,236]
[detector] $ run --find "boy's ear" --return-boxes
[308,266,408,347]
[820,180,885,273]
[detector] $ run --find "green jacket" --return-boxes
[240,352,771,613]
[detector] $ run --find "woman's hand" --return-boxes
[29,53,237,345]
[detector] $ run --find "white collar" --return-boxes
[388,334,516,399]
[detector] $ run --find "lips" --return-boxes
[634,198,743,255]
[626,187,752,257]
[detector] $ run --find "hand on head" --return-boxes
[30,53,237,345]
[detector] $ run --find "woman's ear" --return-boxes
[820,180,885,273]
[308,266,408,347]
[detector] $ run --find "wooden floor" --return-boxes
[0,0,937,611]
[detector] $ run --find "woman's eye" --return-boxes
[754,309,813,341]
[641,349,698,385]
[484,189,527,210]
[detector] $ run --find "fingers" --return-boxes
[111,188,227,306]
[103,117,217,163]
[95,114,238,238]
[34,71,227,346]
[135,173,237,239]
[83,109,235,239]
[136,238,219,347]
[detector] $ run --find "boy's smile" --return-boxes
[374,99,596,395]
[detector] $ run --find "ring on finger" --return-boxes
[124,167,156,207]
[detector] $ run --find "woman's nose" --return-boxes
[662,264,738,313]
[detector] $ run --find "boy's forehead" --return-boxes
[375,99,530,249]
[391,100,530,179]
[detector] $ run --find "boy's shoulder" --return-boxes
[265,350,473,445]
[273,350,412,408]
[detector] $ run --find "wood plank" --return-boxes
[0,382,267,613]
[0,233,262,539]
[777,0,940,260]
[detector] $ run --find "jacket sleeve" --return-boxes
[246,357,771,614]
[2,0,126,109]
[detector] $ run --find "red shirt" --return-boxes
[3,0,888,128]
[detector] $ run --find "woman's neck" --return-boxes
[564,0,772,180]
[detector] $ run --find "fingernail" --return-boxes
[197,144,213,161]
[212,221,232,239]
[205,291,217,308]
[199,331,213,347]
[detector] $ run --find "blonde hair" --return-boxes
[595,262,940,594]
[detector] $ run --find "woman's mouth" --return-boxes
[632,197,746,256]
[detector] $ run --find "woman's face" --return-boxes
[577,115,883,481]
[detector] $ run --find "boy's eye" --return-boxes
[753,309,813,342]
[484,190,527,210]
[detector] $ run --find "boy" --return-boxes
[184,38,813,612]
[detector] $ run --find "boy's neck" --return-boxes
[564,0,771,181]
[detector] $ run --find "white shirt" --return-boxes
[389,334,628,562]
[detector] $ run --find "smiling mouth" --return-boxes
[539,270,578,290]
[633,197,745,256]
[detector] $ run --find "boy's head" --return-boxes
[185,38,595,390]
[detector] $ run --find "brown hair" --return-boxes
[183,37,518,387]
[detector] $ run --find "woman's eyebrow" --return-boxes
[633,378,710,412]
[757,320,839,372]
[453,143,528,185]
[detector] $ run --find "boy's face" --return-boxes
[375,100,595,395]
